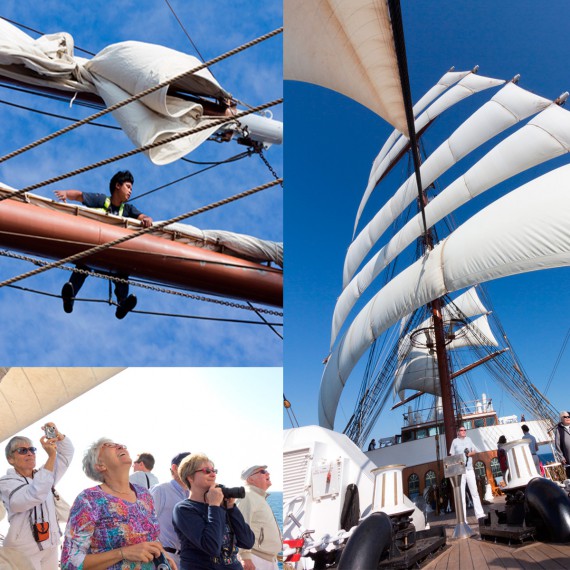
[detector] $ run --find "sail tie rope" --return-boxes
[0,98,282,200]
[0,27,283,166]
[0,177,282,289]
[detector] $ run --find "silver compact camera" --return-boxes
[43,425,57,439]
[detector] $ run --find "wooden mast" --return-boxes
[388,0,459,452]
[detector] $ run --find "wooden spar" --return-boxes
[0,199,282,307]
[390,390,426,410]
[0,73,232,115]
[451,349,509,379]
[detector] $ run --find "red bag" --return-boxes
[32,521,50,542]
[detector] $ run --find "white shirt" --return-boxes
[449,435,477,470]
[129,470,159,489]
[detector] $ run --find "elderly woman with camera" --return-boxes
[173,453,254,570]
[0,422,74,570]
[60,438,176,570]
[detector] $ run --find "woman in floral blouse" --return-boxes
[60,438,176,569]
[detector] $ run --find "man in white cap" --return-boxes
[237,465,281,570]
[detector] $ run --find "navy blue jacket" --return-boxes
[173,499,255,570]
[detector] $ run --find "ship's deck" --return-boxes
[423,538,570,570]
[423,495,570,569]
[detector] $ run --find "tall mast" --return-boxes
[389,0,458,452]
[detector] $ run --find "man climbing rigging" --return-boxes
[54,170,153,319]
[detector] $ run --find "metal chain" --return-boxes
[0,250,283,316]
[258,148,282,187]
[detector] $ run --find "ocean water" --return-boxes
[268,491,283,569]
[268,491,283,528]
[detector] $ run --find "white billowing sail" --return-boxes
[371,69,472,178]
[395,308,497,400]
[283,0,408,135]
[353,73,506,234]
[397,286,486,343]
[442,287,487,321]
[413,70,473,117]
[0,18,229,164]
[344,83,552,289]
[319,164,570,429]
[332,95,565,347]
[394,349,439,400]
[447,314,499,350]
[0,368,123,441]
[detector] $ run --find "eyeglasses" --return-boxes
[102,443,127,450]
[458,429,466,432]
[14,447,37,455]
[253,469,269,475]
[192,468,218,475]
[563,416,570,419]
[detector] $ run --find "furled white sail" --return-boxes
[0,18,229,164]
[0,368,123,441]
[345,83,552,289]
[319,164,570,429]
[283,0,408,135]
[332,98,568,345]
[353,73,506,234]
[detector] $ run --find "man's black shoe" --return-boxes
[115,294,137,320]
[62,282,74,313]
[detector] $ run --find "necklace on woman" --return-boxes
[104,482,133,496]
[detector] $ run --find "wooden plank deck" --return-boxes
[422,538,570,569]
[421,495,570,569]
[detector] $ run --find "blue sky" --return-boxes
[284,1,570,439]
[0,1,282,366]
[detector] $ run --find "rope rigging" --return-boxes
[0,98,282,200]
[133,150,254,201]
[163,0,206,64]
[5,282,283,326]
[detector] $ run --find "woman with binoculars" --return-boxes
[173,453,254,569]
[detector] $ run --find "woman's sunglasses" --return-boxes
[193,468,218,475]
[14,447,37,455]
[102,443,127,450]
